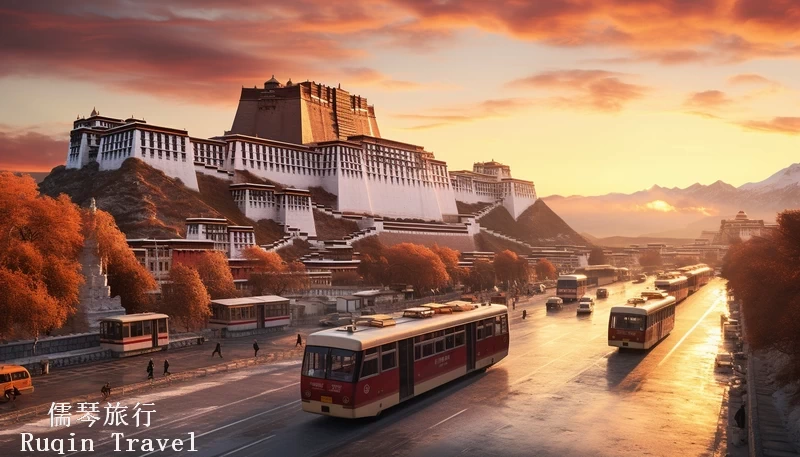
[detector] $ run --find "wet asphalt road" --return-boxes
[0,279,729,457]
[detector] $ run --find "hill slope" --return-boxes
[479,200,590,246]
[40,158,284,243]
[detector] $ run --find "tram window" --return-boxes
[455,325,464,332]
[415,345,422,360]
[329,349,357,382]
[476,325,483,340]
[435,338,445,353]
[158,319,167,333]
[454,331,465,347]
[484,322,494,337]
[422,342,434,358]
[361,357,379,379]
[381,342,396,352]
[495,317,502,336]
[365,347,378,356]
[302,347,328,379]
[382,350,397,371]
[143,320,152,335]
[123,324,131,338]
[500,315,508,334]
[445,327,454,334]
[0,374,9,382]
[434,330,444,338]
[445,335,455,350]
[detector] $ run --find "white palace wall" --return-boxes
[67,114,538,226]
[96,128,199,190]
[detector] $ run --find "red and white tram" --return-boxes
[99,313,169,357]
[654,273,689,303]
[677,264,713,294]
[608,294,676,349]
[556,274,588,302]
[301,302,509,418]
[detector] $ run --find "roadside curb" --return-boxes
[0,349,303,426]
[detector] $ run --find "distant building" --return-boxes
[713,210,778,244]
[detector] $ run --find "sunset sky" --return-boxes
[1,0,799,197]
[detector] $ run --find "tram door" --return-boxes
[466,322,476,371]
[151,320,158,347]
[398,338,414,401]
[257,305,265,329]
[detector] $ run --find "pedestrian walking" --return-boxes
[163,359,170,376]
[295,334,303,347]
[146,358,154,380]
[101,382,111,400]
[253,340,260,358]
[734,403,746,429]
[522,310,527,320]
[512,302,516,310]
[212,342,222,358]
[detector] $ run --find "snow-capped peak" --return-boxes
[739,163,800,192]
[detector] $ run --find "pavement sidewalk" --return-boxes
[0,327,315,424]
[749,354,800,457]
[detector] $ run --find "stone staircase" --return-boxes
[473,200,503,221]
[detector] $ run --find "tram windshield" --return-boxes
[610,314,645,331]
[302,346,358,382]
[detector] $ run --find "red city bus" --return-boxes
[608,295,676,349]
[654,273,689,303]
[301,302,509,418]
[556,274,588,302]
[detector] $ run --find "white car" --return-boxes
[577,296,595,314]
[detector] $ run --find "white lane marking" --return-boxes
[138,400,299,457]
[63,381,299,456]
[428,408,467,429]
[217,434,276,457]
[657,295,722,367]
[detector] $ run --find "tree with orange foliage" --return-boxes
[243,246,309,296]
[722,209,800,383]
[430,244,462,286]
[160,264,210,331]
[535,259,558,280]
[673,256,700,268]
[638,251,662,267]
[493,250,530,286]
[383,243,449,296]
[358,254,392,286]
[464,259,495,292]
[90,209,157,313]
[194,251,239,299]
[0,172,85,339]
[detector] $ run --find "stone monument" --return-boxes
[72,198,126,332]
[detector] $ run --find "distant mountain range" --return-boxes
[543,163,800,238]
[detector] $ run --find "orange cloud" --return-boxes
[394,98,532,129]
[508,70,648,112]
[340,67,422,91]
[0,127,66,172]
[737,117,800,135]
[728,73,775,85]
[684,90,733,109]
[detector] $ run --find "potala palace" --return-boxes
[66,77,537,241]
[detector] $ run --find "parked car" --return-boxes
[546,296,564,311]
[596,288,608,299]
[577,296,595,314]
[318,313,353,327]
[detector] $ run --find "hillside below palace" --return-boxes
[66,77,537,226]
